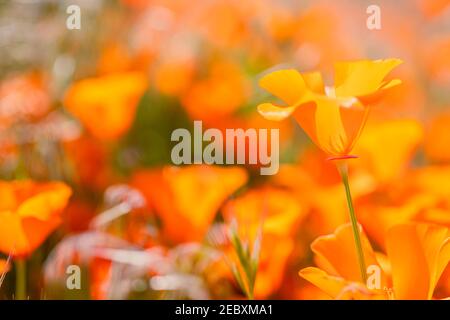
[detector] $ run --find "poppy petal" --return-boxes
[259,69,309,105]
[335,59,403,98]
[257,103,297,121]
[386,223,450,299]
[311,223,381,283]
[299,267,347,298]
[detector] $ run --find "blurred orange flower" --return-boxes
[64,72,148,140]
[352,119,423,183]
[257,59,402,158]
[0,180,72,258]
[131,165,248,243]
[96,43,134,75]
[153,58,196,97]
[182,61,250,124]
[299,223,450,299]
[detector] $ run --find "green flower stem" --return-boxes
[337,162,367,283]
[15,259,27,300]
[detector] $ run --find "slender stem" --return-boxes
[337,162,367,283]
[15,259,27,300]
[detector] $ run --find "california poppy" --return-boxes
[181,61,250,124]
[257,59,402,159]
[299,222,450,299]
[0,180,72,258]
[131,165,248,243]
[64,72,148,140]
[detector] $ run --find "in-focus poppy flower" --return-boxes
[64,72,148,140]
[299,222,450,299]
[131,165,248,243]
[257,59,402,159]
[0,180,72,258]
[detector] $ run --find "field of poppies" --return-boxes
[0,0,449,300]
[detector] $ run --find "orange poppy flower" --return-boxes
[0,180,72,258]
[352,119,423,183]
[257,59,402,159]
[64,72,148,140]
[153,58,196,97]
[131,165,248,243]
[181,61,250,124]
[299,223,450,299]
[96,43,134,75]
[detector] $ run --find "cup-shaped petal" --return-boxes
[292,97,369,157]
[334,59,403,102]
[386,223,450,299]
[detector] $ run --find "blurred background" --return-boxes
[0,0,449,300]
